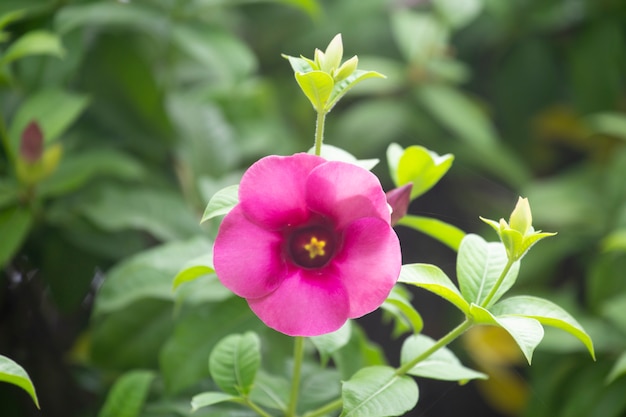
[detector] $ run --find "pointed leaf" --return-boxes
[0,355,39,408]
[209,332,261,396]
[400,334,487,382]
[397,215,465,251]
[98,370,155,417]
[341,366,418,417]
[457,234,520,307]
[396,145,454,199]
[382,288,424,336]
[469,304,544,364]
[172,252,214,291]
[191,392,238,411]
[282,54,316,73]
[491,295,594,359]
[327,70,385,111]
[0,30,64,65]
[399,263,470,314]
[202,184,239,222]
[295,70,334,111]
[311,321,353,365]
[606,351,626,384]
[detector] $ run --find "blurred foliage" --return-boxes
[0,0,625,416]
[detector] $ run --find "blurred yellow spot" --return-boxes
[304,237,326,259]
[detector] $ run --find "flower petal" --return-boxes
[248,268,350,336]
[306,161,390,229]
[239,153,325,229]
[214,205,287,299]
[334,217,401,318]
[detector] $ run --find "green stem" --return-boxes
[314,111,326,156]
[395,318,473,376]
[287,336,305,417]
[480,257,515,308]
[243,398,274,417]
[303,398,343,417]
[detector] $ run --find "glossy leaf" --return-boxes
[311,321,353,365]
[295,70,334,111]
[469,304,544,364]
[394,145,454,199]
[341,366,418,417]
[399,263,470,314]
[191,392,238,411]
[98,370,155,417]
[381,286,424,336]
[491,295,595,359]
[209,332,261,396]
[457,234,520,307]
[0,207,33,268]
[400,334,487,382]
[327,69,385,111]
[0,355,39,408]
[397,215,465,251]
[0,30,64,65]
[172,252,214,291]
[201,185,239,223]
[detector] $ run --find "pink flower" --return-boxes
[214,153,402,336]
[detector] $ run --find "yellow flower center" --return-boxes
[304,237,326,259]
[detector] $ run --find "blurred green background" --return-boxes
[1,0,626,416]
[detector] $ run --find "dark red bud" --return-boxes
[386,183,413,226]
[20,121,44,163]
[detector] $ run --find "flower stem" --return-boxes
[314,111,327,156]
[303,398,343,417]
[242,398,274,417]
[287,336,305,417]
[395,318,473,377]
[480,258,515,308]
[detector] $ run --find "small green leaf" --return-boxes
[201,184,239,223]
[0,355,39,408]
[295,70,334,112]
[603,229,626,252]
[386,143,404,186]
[98,370,155,417]
[395,145,454,199]
[172,252,214,291]
[309,144,379,170]
[209,332,261,396]
[327,69,385,111]
[0,207,33,268]
[191,392,238,411]
[311,321,353,365]
[400,334,487,382]
[585,112,626,142]
[491,295,595,360]
[249,371,290,411]
[382,286,424,336]
[606,351,626,384]
[282,54,315,73]
[397,215,465,251]
[0,30,64,66]
[469,304,544,364]
[457,234,520,307]
[341,366,418,417]
[399,263,470,314]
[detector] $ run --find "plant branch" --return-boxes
[287,336,305,417]
[314,111,326,156]
[303,398,343,417]
[480,258,515,308]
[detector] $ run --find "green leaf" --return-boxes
[311,321,353,365]
[398,263,470,314]
[602,229,626,252]
[381,286,424,336]
[386,143,404,185]
[38,149,145,198]
[391,11,448,63]
[209,332,261,396]
[9,88,89,152]
[201,185,239,223]
[172,252,214,291]
[282,54,316,74]
[76,185,201,241]
[606,351,626,384]
[249,371,290,411]
[469,304,544,364]
[98,370,155,417]
[585,112,626,141]
[93,237,212,316]
[432,0,483,29]
[394,145,454,199]
[160,297,262,393]
[341,366,418,417]
[295,70,334,111]
[457,234,520,307]
[0,354,39,408]
[400,334,487,382]
[0,207,33,268]
[491,295,595,359]
[310,144,379,171]
[191,392,238,411]
[416,84,497,148]
[0,179,20,210]
[0,30,64,65]
[397,215,465,251]
[327,69,385,111]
